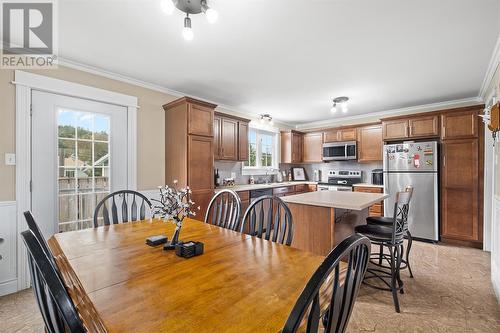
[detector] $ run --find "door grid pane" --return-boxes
[57,109,110,232]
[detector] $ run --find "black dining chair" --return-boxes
[240,195,293,246]
[205,189,242,231]
[354,190,411,313]
[366,186,414,278]
[23,211,56,265]
[282,234,371,333]
[20,230,86,333]
[93,190,152,228]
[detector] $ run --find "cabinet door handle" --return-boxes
[443,155,446,167]
[405,125,408,137]
[409,125,413,137]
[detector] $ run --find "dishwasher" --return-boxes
[250,188,273,202]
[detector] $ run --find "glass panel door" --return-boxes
[57,110,111,232]
[31,90,128,238]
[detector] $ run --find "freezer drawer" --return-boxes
[384,172,439,241]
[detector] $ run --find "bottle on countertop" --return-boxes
[249,175,255,185]
[215,169,220,187]
[288,171,292,182]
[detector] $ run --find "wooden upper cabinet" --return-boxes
[213,115,222,160]
[323,129,339,143]
[302,132,323,163]
[357,125,383,162]
[292,132,303,163]
[238,121,249,161]
[382,119,408,140]
[441,110,478,140]
[281,131,303,163]
[213,113,250,161]
[408,115,439,138]
[383,114,440,140]
[339,128,357,141]
[220,118,238,160]
[188,103,214,137]
[323,128,356,142]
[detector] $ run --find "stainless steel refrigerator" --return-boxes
[383,141,439,241]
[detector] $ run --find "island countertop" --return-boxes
[281,191,389,210]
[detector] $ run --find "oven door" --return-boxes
[322,143,347,161]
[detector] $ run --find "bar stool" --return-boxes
[354,190,411,313]
[367,186,414,278]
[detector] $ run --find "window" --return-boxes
[244,128,278,171]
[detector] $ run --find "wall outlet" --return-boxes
[5,153,15,166]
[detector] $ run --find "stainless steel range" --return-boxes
[317,170,362,191]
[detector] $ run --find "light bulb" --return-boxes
[183,27,194,41]
[183,15,193,41]
[160,0,175,15]
[205,8,218,24]
[330,105,337,113]
[340,103,348,113]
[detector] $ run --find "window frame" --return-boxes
[242,126,280,175]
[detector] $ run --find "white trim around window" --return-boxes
[13,70,139,292]
[242,123,281,176]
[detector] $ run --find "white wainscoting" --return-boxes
[492,195,500,301]
[0,201,18,296]
[140,189,161,204]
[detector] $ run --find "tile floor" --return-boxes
[1,241,499,332]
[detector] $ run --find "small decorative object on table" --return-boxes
[175,241,204,258]
[151,180,200,251]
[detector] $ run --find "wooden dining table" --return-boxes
[48,218,327,333]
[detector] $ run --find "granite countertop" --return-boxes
[281,191,389,210]
[215,181,318,192]
[352,183,385,189]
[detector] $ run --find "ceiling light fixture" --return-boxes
[331,96,349,114]
[259,114,273,126]
[161,0,218,41]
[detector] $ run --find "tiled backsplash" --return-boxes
[214,160,382,185]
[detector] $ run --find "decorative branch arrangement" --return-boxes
[151,180,200,250]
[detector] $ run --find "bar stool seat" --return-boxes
[366,216,393,226]
[355,224,392,242]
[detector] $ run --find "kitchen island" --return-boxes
[282,191,389,255]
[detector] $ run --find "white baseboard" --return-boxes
[0,278,18,296]
[492,195,500,303]
[493,262,500,302]
[0,201,18,297]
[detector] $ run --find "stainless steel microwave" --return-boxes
[322,141,357,161]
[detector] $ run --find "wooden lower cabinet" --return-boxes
[190,189,213,222]
[441,139,480,242]
[353,186,384,217]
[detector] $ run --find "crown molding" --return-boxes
[479,34,500,100]
[295,97,483,131]
[58,57,484,132]
[55,57,299,125]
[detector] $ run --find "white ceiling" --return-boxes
[59,0,500,125]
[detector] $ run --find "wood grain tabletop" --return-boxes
[48,219,326,333]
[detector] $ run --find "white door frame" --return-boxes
[13,70,139,290]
